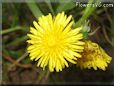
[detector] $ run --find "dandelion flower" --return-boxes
[27,12,85,72]
[77,40,112,70]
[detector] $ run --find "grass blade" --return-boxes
[44,0,55,15]
[26,0,43,19]
[1,26,28,35]
[6,36,28,47]
[56,0,75,13]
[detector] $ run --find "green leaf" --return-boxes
[22,58,31,64]
[83,32,89,39]
[56,0,75,13]
[1,26,29,35]
[6,36,28,47]
[26,0,43,19]
[81,21,90,33]
[8,50,22,59]
[44,0,55,15]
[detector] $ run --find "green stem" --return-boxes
[44,70,50,81]
[74,0,99,28]
[38,69,50,83]
[9,52,28,70]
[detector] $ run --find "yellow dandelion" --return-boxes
[27,12,85,72]
[77,40,112,71]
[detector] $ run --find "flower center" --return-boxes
[48,38,57,47]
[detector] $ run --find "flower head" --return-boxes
[77,40,112,70]
[27,12,84,72]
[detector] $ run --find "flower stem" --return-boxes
[9,52,29,70]
[38,69,50,84]
[74,0,99,28]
